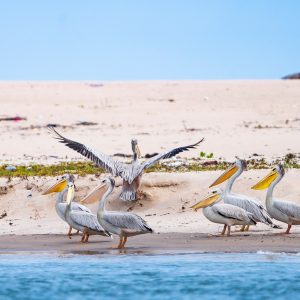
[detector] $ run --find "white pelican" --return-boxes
[42,174,91,237]
[87,177,153,249]
[49,127,203,201]
[65,180,111,242]
[252,164,300,234]
[209,159,278,231]
[191,190,257,236]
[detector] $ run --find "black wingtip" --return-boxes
[188,137,205,149]
[47,126,60,138]
[197,137,205,145]
[47,126,67,143]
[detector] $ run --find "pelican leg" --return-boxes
[117,237,124,249]
[81,233,86,243]
[121,236,128,248]
[240,225,246,232]
[67,226,72,239]
[245,225,250,231]
[285,224,292,234]
[76,230,80,235]
[221,225,227,235]
[227,226,231,236]
[84,233,90,243]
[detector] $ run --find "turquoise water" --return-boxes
[0,252,300,300]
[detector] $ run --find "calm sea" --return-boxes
[0,252,299,300]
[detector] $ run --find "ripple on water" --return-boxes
[0,253,300,300]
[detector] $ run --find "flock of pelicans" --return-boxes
[39,128,300,249]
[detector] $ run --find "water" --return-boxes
[0,252,300,300]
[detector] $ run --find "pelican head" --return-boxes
[101,177,115,188]
[209,158,247,188]
[42,174,75,195]
[62,174,75,183]
[66,181,75,204]
[131,138,141,159]
[191,189,223,211]
[79,178,113,204]
[251,164,285,190]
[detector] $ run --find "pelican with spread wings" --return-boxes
[49,127,204,201]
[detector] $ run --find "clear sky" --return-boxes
[0,0,299,80]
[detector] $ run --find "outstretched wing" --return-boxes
[274,200,300,221]
[135,138,204,176]
[49,127,127,177]
[70,211,108,234]
[104,212,152,232]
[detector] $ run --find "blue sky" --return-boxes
[0,1,299,80]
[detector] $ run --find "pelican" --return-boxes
[48,127,204,201]
[42,174,92,237]
[88,177,153,249]
[252,164,300,234]
[191,189,257,236]
[209,159,279,231]
[65,180,111,242]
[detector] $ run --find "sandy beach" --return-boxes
[1,81,300,253]
[0,80,299,164]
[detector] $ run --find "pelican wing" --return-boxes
[49,127,127,177]
[274,200,300,221]
[70,211,107,233]
[57,203,67,221]
[212,204,251,222]
[104,212,152,232]
[71,202,92,213]
[133,138,204,178]
[225,194,273,225]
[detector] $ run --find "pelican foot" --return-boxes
[207,233,228,238]
[275,232,291,235]
[111,245,123,249]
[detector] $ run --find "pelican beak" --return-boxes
[209,165,239,188]
[251,170,278,190]
[136,145,141,158]
[191,193,221,211]
[42,179,67,195]
[66,185,75,204]
[80,183,106,204]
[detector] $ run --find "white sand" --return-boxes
[0,80,299,164]
[1,171,300,235]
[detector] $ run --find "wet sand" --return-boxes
[1,233,300,254]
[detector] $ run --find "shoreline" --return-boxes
[1,233,300,254]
